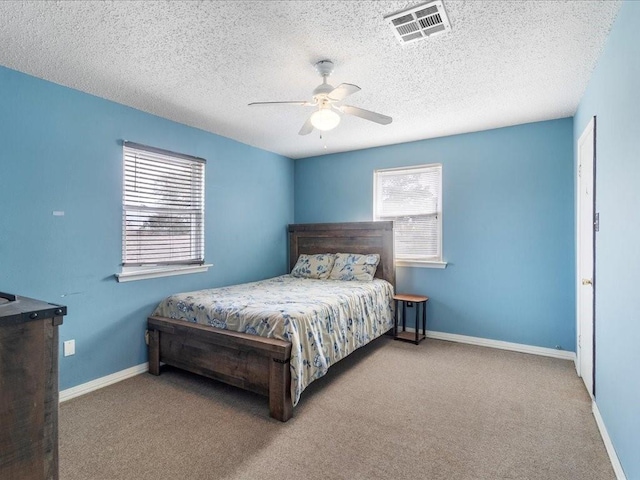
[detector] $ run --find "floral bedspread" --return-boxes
[152,275,394,405]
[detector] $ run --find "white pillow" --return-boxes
[290,253,336,279]
[329,253,380,281]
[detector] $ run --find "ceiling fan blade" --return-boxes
[340,105,392,125]
[328,83,361,101]
[248,101,313,106]
[298,116,314,135]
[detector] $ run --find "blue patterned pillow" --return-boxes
[329,253,380,281]
[291,253,336,279]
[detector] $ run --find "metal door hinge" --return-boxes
[594,212,600,232]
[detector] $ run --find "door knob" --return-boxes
[582,278,593,285]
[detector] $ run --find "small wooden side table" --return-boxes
[393,293,428,345]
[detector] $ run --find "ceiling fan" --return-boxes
[249,60,392,135]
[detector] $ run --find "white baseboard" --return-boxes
[59,362,148,403]
[592,401,627,480]
[398,328,576,361]
[58,331,574,402]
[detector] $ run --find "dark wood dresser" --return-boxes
[0,293,66,480]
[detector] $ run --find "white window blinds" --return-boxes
[374,164,442,262]
[122,142,205,267]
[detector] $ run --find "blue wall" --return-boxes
[0,66,295,390]
[295,119,575,351]
[574,1,640,477]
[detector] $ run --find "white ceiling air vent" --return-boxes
[385,0,451,44]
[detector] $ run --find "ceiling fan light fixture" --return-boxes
[249,59,392,135]
[310,108,340,131]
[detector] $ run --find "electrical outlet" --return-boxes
[63,339,75,357]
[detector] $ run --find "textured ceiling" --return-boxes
[0,1,621,159]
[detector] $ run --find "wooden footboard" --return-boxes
[147,316,293,422]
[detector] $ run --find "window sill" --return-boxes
[115,264,213,283]
[396,260,448,269]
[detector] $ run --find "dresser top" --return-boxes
[0,293,66,326]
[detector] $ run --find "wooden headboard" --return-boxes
[288,221,395,288]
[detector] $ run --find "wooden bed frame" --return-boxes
[147,221,395,421]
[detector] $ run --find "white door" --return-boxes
[577,117,595,398]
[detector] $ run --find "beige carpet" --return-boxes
[59,338,614,480]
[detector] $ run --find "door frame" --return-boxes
[576,116,596,397]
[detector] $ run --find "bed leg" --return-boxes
[148,329,160,376]
[269,358,292,422]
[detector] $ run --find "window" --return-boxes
[374,164,445,267]
[117,142,208,282]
